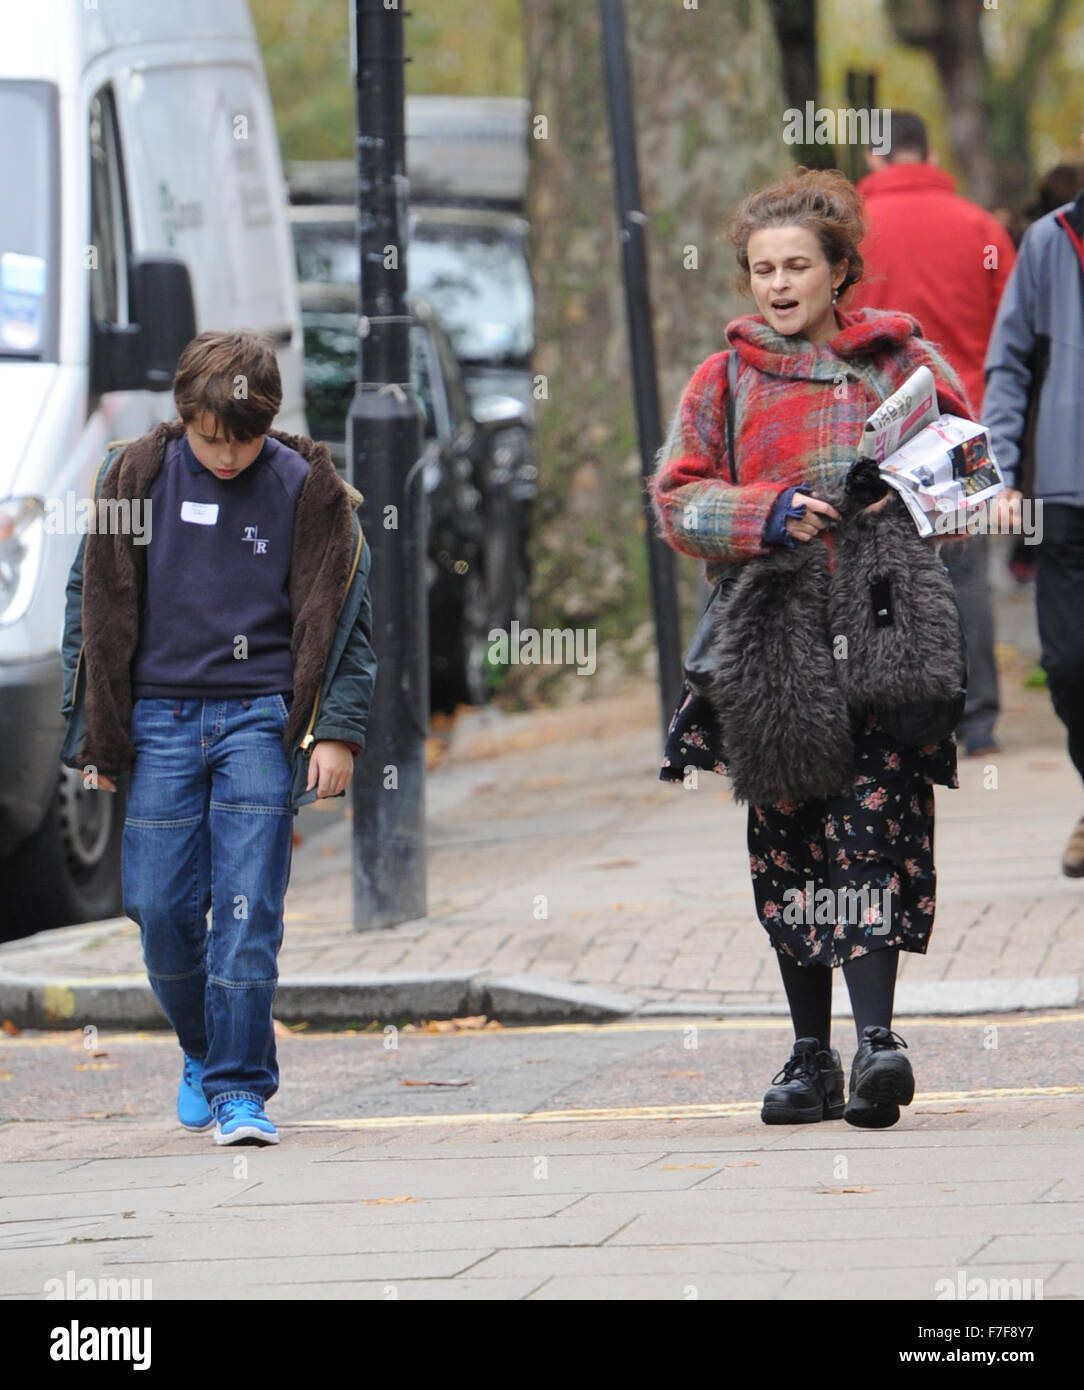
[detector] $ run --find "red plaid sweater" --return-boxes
[651,308,971,582]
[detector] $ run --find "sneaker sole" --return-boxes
[214,1125,280,1146]
[180,1117,214,1133]
[1062,860,1084,879]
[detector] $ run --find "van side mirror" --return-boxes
[91,255,197,394]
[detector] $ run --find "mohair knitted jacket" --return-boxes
[650,307,972,585]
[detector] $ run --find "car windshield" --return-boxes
[409,222,533,366]
[0,82,58,361]
[292,216,533,368]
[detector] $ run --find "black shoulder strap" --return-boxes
[726,349,739,484]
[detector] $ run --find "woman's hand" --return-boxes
[96,774,117,793]
[786,493,841,543]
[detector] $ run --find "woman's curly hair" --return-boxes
[729,167,866,297]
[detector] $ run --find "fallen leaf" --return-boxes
[1,1020,20,1036]
[816,1186,876,1194]
[0,1072,11,1081]
[422,1015,492,1033]
[360,1196,418,1206]
[123,1212,135,1219]
[401,1078,474,1088]
[92,1051,109,1059]
[723,1160,759,1168]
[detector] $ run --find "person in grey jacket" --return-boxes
[59,331,378,1145]
[983,179,1084,875]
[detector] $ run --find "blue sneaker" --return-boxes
[177,1054,213,1132]
[214,1098,279,1146]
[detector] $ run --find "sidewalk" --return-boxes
[1,609,1080,1028]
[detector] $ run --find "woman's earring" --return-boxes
[832,285,841,303]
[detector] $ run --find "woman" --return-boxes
[651,168,972,1129]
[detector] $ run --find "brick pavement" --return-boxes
[2,649,1080,1014]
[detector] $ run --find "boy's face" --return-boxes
[184,412,265,480]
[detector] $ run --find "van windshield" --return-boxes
[0,82,59,362]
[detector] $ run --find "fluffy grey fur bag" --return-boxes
[705,486,966,806]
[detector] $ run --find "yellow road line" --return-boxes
[290,1084,1084,1132]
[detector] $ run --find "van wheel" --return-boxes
[0,767,125,940]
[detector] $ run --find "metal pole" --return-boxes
[598,0,683,739]
[348,0,427,928]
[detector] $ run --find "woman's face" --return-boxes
[746,225,845,345]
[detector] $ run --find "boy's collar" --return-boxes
[180,433,271,477]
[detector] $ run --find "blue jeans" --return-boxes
[122,696,295,1110]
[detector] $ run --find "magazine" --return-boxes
[857,366,1005,537]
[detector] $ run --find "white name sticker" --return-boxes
[180,501,219,525]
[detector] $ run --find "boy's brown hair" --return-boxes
[173,330,283,440]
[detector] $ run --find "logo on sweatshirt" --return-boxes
[242,525,268,555]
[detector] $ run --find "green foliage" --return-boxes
[251,0,526,161]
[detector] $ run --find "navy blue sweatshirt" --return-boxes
[130,434,308,700]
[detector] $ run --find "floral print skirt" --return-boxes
[660,682,957,968]
[748,770,938,967]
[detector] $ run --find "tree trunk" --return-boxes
[521,0,788,686]
[768,0,831,170]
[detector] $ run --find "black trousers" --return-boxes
[1036,503,1084,781]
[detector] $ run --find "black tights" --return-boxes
[775,947,900,1049]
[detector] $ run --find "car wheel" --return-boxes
[0,767,126,940]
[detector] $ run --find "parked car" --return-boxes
[290,206,533,711]
[0,0,303,936]
[408,205,534,416]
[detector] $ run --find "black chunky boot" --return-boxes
[761,1037,845,1124]
[852,1025,914,1103]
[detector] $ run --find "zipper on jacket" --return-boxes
[299,525,365,752]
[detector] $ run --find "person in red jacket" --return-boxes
[850,112,1016,758]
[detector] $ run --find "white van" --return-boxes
[0,0,305,933]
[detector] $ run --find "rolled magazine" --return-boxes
[857,366,1005,537]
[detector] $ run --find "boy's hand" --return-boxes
[306,741,355,799]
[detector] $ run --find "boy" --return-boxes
[59,331,377,1145]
